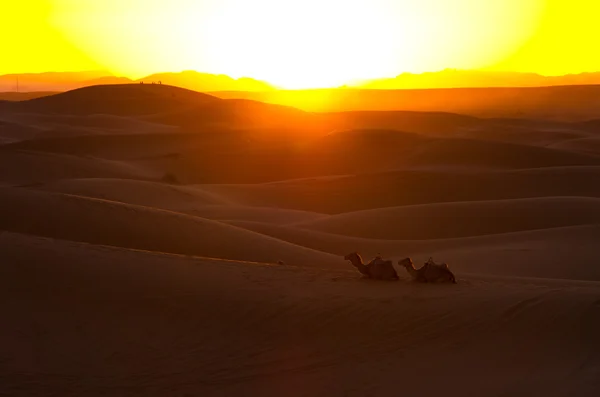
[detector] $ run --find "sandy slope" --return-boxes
[225,221,600,281]
[38,178,233,206]
[39,178,327,224]
[293,197,600,239]
[0,150,151,184]
[13,84,220,116]
[1,232,598,397]
[452,124,591,147]
[199,166,600,213]
[6,113,600,184]
[6,112,177,135]
[0,119,44,144]
[549,137,600,156]
[385,134,600,169]
[0,187,338,266]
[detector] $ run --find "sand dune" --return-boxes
[14,84,220,116]
[1,231,598,396]
[0,186,338,266]
[38,178,232,206]
[7,112,176,134]
[226,221,600,281]
[182,205,327,224]
[400,136,600,169]
[0,119,43,143]
[293,197,600,239]
[0,150,151,184]
[0,91,58,101]
[306,128,600,170]
[199,166,600,213]
[321,110,479,135]
[2,131,239,161]
[549,137,600,156]
[145,98,314,130]
[577,118,600,133]
[39,178,326,224]
[6,89,599,184]
[451,125,591,147]
[15,127,598,184]
[2,84,600,396]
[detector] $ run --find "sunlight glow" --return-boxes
[3,0,600,88]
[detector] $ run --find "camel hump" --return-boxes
[426,257,449,269]
[366,255,398,281]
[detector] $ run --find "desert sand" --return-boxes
[1,84,599,396]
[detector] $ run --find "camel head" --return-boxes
[398,257,414,269]
[344,252,363,267]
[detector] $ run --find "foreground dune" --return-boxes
[1,232,598,397]
[225,221,600,281]
[0,187,338,266]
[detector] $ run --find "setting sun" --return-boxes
[2,0,600,88]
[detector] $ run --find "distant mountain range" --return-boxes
[355,69,600,89]
[0,70,275,93]
[3,69,600,93]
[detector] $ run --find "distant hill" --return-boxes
[0,71,115,92]
[0,71,274,93]
[5,69,600,94]
[136,71,275,92]
[356,69,600,90]
[8,84,220,116]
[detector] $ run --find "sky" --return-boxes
[2,0,600,88]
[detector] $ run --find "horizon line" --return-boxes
[4,68,600,91]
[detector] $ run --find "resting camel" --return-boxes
[398,257,457,284]
[344,252,399,280]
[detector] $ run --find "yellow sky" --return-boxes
[2,0,599,88]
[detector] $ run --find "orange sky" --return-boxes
[3,0,600,88]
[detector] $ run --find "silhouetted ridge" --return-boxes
[15,84,220,116]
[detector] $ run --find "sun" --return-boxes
[51,0,545,89]
[197,0,401,88]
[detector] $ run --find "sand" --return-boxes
[1,232,598,397]
[1,84,599,396]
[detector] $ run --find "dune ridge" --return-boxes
[0,186,338,266]
[198,166,600,213]
[0,149,152,184]
[293,196,600,239]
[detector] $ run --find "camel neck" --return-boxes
[355,263,370,276]
[405,264,419,279]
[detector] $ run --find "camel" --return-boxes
[344,252,399,280]
[398,257,457,284]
